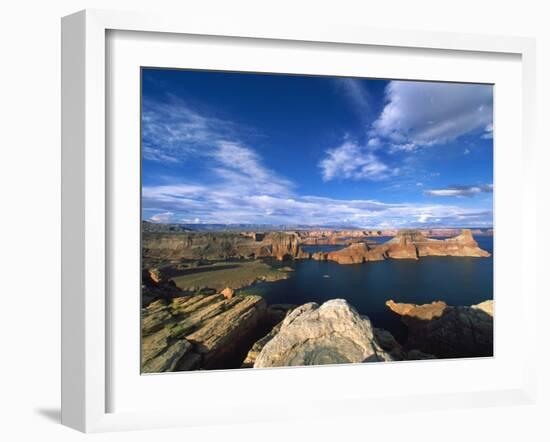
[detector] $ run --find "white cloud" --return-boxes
[142,99,219,159]
[142,97,293,198]
[424,184,493,197]
[212,141,293,196]
[371,81,493,148]
[367,137,381,149]
[482,123,494,139]
[149,212,175,223]
[143,180,493,227]
[417,214,431,223]
[389,142,417,153]
[142,96,255,163]
[319,140,398,182]
[334,78,373,119]
[142,144,179,163]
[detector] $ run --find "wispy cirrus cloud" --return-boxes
[370,81,493,150]
[142,96,293,197]
[142,95,259,163]
[319,139,399,182]
[144,181,493,227]
[213,141,293,196]
[334,78,374,120]
[142,99,215,162]
[424,184,493,197]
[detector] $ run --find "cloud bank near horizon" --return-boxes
[143,181,493,228]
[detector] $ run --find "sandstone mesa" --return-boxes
[312,229,490,264]
[142,228,490,265]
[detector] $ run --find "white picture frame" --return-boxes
[61,9,538,433]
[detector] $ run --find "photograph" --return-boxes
[140,68,494,373]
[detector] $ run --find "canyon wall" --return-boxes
[312,229,490,264]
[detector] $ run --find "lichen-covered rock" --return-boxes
[142,334,194,373]
[141,293,268,372]
[253,299,393,368]
[386,299,493,358]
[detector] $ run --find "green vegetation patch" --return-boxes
[170,260,290,292]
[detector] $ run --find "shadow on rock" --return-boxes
[385,300,494,359]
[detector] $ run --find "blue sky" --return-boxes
[141,68,493,228]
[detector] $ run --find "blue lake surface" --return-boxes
[301,244,347,254]
[242,236,494,341]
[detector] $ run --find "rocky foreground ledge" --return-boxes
[142,293,493,372]
[385,299,494,358]
[141,292,291,373]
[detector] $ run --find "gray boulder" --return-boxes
[254,299,393,368]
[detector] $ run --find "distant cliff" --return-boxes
[142,220,194,233]
[143,228,490,264]
[311,242,386,264]
[312,229,490,264]
[142,231,309,261]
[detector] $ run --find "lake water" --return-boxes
[241,236,493,341]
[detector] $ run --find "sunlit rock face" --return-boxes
[311,242,385,264]
[264,232,309,261]
[141,293,268,372]
[143,228,489,266]
[384,229,490,259]
[416,229,491,258]
[253,299,393,368]
[142,231,309,261]
[313,229,490,265]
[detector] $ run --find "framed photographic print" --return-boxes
[61,9,538,432]
[139,68,495,373]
